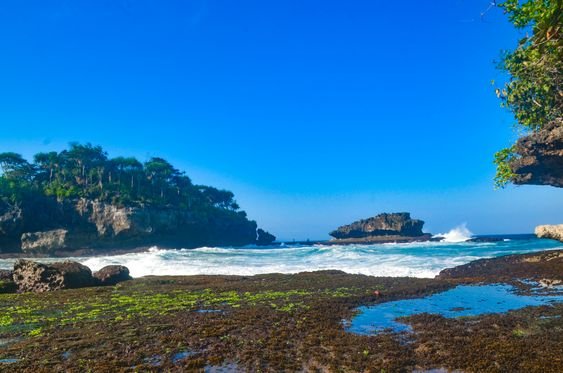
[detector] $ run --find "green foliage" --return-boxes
[494,146,518,188]
[0,143,244,216]
[493,0,562,186]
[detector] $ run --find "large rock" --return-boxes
[256,229,276,246]
[93,265,132,286]
[510,120,563,187]
[21,229,69,253]
[12,260,95,293]
[0,269,16,293]
[330,212,425,239]
[536,224,563,242]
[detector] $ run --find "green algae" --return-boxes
[0,285,360,335]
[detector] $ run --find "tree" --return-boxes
[493,0,562,187]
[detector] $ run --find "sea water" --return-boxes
[347,283,563,335]
[0,233,560,278]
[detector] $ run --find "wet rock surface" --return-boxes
[330,212,427,241]
[93,265,132,286]
[0,251,561,372]
[437,249,563,281]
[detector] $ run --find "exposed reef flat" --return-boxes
[0,250,561,371]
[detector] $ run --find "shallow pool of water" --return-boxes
[347,284,563,335]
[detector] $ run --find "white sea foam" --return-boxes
[433,224,473,243]
[0,236,557,279]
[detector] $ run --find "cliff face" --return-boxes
[330,213,426,240]
[510,120,563,187]
[535,225,563,243]
[0,198,261,254]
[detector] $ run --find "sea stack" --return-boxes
[330,212,431,244]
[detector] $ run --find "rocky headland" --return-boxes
[0,198,275,256]
[535,224,563,243]
[0,144,276,256]
[329,212,432,244]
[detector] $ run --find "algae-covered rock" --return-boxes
[93,265,132,286]
[0,269,16,293]
[12,260,95,293]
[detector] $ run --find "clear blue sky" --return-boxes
[0,0,561,239]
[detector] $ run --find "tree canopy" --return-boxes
[493,0,562,187]
[0,143,242,216]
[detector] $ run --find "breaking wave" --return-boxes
[0,235,559,279]
[433,224,473,243]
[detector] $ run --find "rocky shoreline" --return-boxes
[0,249,561,371]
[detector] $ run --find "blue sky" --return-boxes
[0,0,561,239]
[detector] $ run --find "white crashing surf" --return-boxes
[433,224,473,243]
[0,235,558,279]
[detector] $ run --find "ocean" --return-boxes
[0,229,561,278]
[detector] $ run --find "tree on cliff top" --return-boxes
[493,0,562,187]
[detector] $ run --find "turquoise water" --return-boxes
[347,284,563,335]
[0,235,560,278]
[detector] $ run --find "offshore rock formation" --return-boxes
[510,120,563,187]
[330,213,430,243]
[256,229,276,246]
[535,224,563,243]
[0,198,263,254]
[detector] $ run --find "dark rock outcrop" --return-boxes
[93,265,132,286]
[510,120,563,187]
[256,229,276,246]
[437,250,563,281]
[12,260,95,293]
[330,213,426,240]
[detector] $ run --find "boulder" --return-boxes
[510,120,563,187]
[93,265,132,286]
[330,212,425,239]
[21,229,68,253]
[12,259,95,293]
[536,224,563,242]
[0,269,16,293]
[256,229,276,245]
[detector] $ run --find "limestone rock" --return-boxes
[93,265,132,286]
[12,260,95,293]
[21,229,69,253]
[330,212,425,239]
[510,120,563,187]
[535,224,563,242]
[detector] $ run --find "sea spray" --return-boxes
[433,224,473,243]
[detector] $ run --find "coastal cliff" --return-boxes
[0,144,275,254]
[329,213,431,243]
[0,198,263,254]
